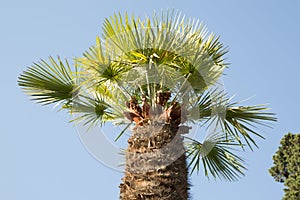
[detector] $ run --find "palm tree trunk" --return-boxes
[119,123,190,200]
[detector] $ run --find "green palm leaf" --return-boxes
[18,56,78,105]
[223,104,276,149]
[69,94,118,127]
[100,10,228,93]
[188,93,276,150]
[186,136,246,181]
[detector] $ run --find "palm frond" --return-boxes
[202,34,229,68]
[187,89,226,121]
[18,56,78,105]
[75,37,134,96]
[100,10,228,93]
[69,93,118,127]
[223,104,276,150]
[188,95,277,150]
[186,136,246,181]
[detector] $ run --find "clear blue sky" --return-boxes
[1,0,300,199]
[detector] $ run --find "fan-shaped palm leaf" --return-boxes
[69,93,118,127]
[18,56,78,105]
[186,136,246,181]
[100,11,228,94]
[188,93,276,150]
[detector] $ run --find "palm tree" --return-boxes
[18,11,276,200]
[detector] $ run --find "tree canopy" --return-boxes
[18,11,276,182]
[269,133,300,200]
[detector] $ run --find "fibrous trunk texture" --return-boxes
[119,122,190,200]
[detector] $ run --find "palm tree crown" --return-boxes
[18,10,276,184]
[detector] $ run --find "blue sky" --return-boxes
[1,0,300,199]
